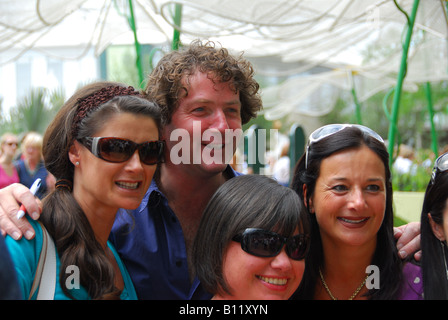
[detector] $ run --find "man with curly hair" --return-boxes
[108,40,263,299]
[0,40,261,300]
[0,40,421,300]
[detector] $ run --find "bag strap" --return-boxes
[28,221,56,300]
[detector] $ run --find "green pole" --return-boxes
[349,71,362,124]
[387,0,420,167]
[127,0,144,87]
[424,82,438,156]
[171,4,183,51]
[351,87,362,125]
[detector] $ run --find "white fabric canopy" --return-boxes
[1,0,447,118]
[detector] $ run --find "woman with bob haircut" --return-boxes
[420,152,448,299]
[291,124,423,300]
[192,174,310,300]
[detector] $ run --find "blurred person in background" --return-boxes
[15,132,54,199]
[0,133,20,189]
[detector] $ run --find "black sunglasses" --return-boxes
[232,228,309,261]
[78,137,164,165]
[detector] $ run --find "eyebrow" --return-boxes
[192,98,241,106]
[329,177,385,183]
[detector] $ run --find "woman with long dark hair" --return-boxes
[5,81,163,299]
[420,152,448,299]
[291,124,423,300]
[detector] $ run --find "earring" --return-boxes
[75,161,80,166]
[441,241,448,281]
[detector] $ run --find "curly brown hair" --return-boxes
[143,40,262,125]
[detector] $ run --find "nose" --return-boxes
[270,249,293,271]
[125,150,145,171]
[210,109,230,132]
[348,188,367,211]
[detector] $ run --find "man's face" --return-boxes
[162,71,242,176]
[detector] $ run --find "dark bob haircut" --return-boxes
[192,174,309,296]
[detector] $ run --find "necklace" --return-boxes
[319,268,368,300]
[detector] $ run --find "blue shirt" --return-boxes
[110,166,241,300]
[15,160,49,199]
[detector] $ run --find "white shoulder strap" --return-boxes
[28,221,56,300]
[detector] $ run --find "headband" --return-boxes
[72,85,142,137]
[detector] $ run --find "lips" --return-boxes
[115,181,140,190]
[337,217,370,228]
[257,275,288,286]
[338,217,369,224]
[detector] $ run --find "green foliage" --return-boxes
[0,87,65,137]
[392,166,431,192]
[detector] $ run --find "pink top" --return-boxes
[0,164,19,189]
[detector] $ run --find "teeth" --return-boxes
[339,217,368,224]
[116,181,139,189]
[257,276,288,286]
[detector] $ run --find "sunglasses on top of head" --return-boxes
[305,124,384,169]
[232,228,309,261]
[78,137,164,165]
[430,152,448,185]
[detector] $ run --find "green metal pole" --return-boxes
[351,87,362,125]
[127,0,144,86]
[387,0,420,167]
[424,82,438,156]
[349,70,362,124]
[171,4,183,51]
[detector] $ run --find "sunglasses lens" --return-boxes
[139,141,163,165]
[98,138,133,162]
[286,234,308,260]
[244,230,283,258]
[310,124,344,142]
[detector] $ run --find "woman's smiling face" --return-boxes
[309,144,387,249]
[216,231,305,300]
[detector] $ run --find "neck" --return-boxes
[73,188,117,250]
[26,158,39,169]
[0,153,13,165]
[317,237,376,300]
[158,162,228,217]
[158,162,230,280]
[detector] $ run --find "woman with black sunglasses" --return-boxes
[420,152,448,299]
[4,81,163,300]
[192,174,310,300]
[291,124,423,300]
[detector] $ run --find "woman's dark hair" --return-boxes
[291,126,402,300]
[144,40,262,126]
[420,168,448,299]
[41,81,161,299]
[192,174,309,296]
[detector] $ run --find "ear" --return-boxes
[303,184,314,214]
[428,213,446,241]
[68,141,81,166]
